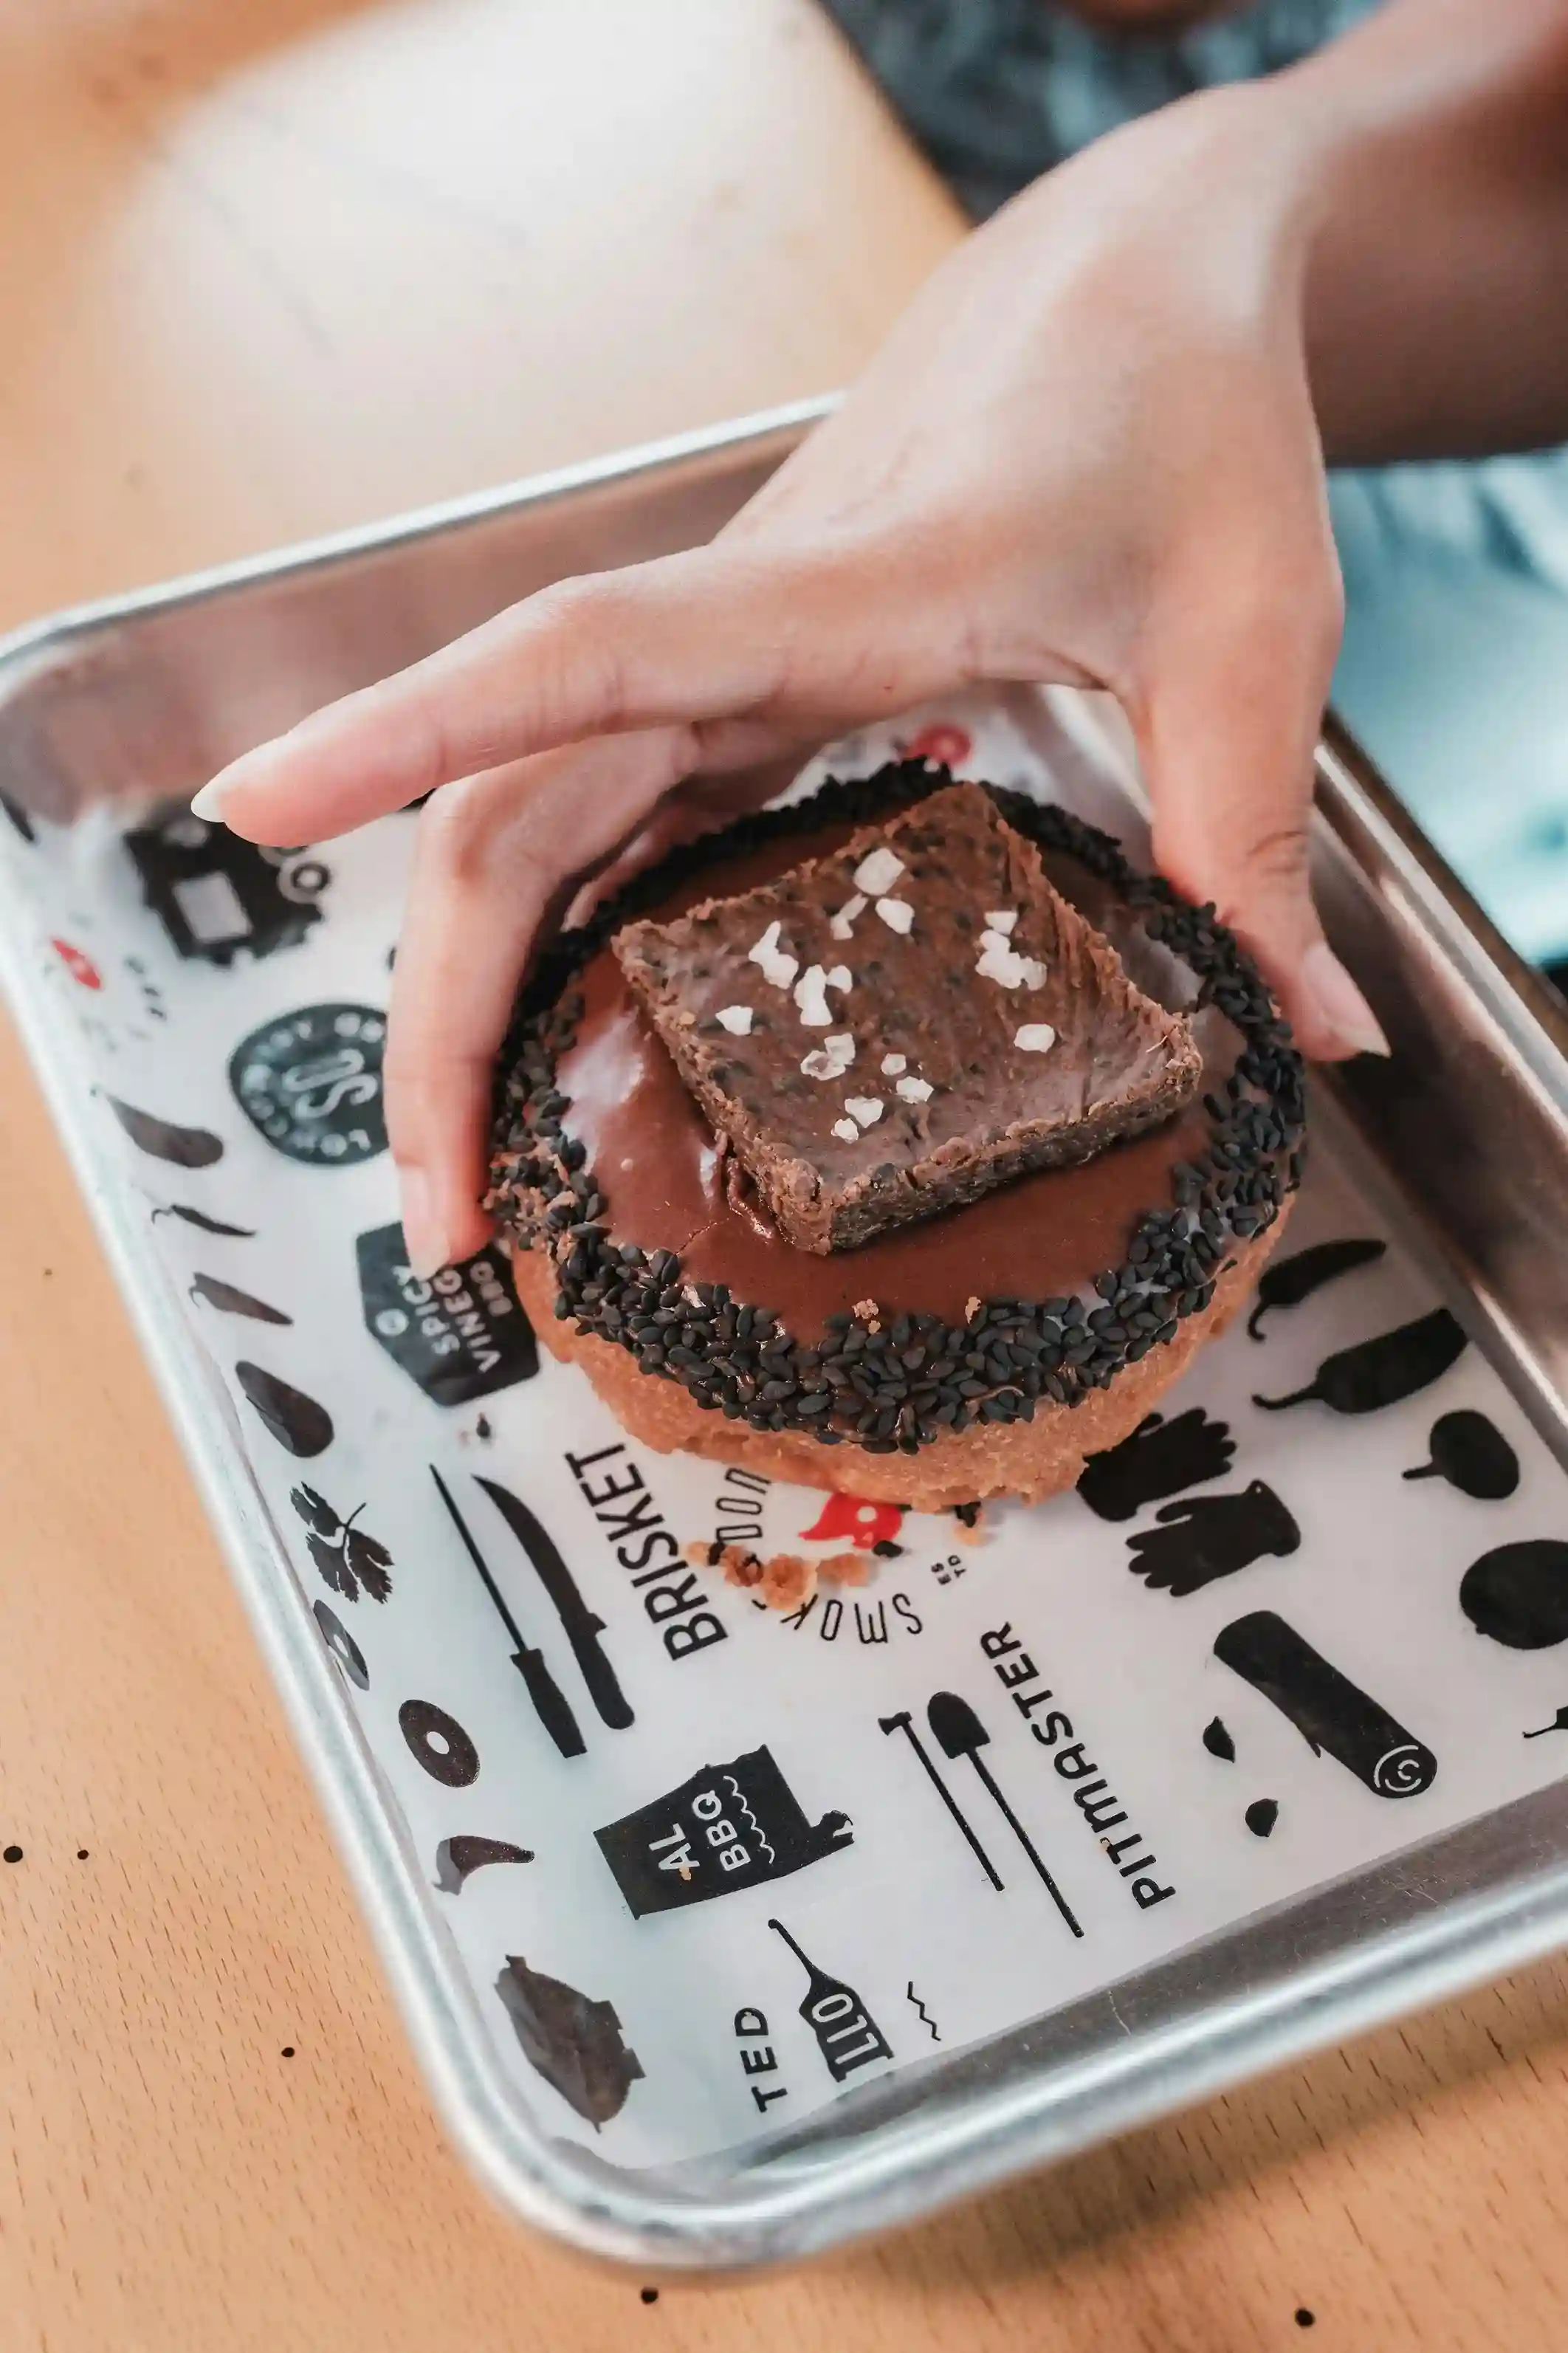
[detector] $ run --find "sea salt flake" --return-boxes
[853,846,905,896]
[880,1052,907,1076]
[714,1005,754,1035]
[977,933,1048,990]
[829,893,867,941]
[748,919,798,990]
[831,1117,859,1143]
[1014,1023,1057,1053]
[875,896,914,935]
[984,910,1018,935]
[844,1096,884,1128]
[794,963,852,1026]
[801,1032,856,1081]
[896,1075,933,1104]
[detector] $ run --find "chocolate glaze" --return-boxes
[489,763,1304,1458]
[558,822,1225,1337]
[613,783,1201,1254]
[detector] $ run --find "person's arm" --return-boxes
[190,0,1568,1278]
[1286,0,1568,461]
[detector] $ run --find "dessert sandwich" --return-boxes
[489,767,1305,1510]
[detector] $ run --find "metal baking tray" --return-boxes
[7,399,1568,2273]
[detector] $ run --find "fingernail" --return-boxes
[1302,941,1391,1057]
[400,1169,448,1280]
[191,731,292,823]
[190,774,231,822]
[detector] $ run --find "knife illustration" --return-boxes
[429,1466,586,1759]
[473,1474,635,1731]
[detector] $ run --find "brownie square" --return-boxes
[613,782,1201,1254]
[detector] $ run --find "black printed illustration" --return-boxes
[1,791,35,842]
[228,1002,387,1166]
[1524,1706,1568,1741]
[1077,1409,1235,1522]
[594,1748,852,1917]
[1459,1541,1568,1649]
[768,1920,893,2083]
[189,1273,292,1325]
[312,1599,368,1689]
[107,1095,224,1167]
[880,1708,1003,1890]
[357,1226,538,1405]
[926,1692,1083,1935]
[1245,1799,1279,1838]
[399,1698,480,1787]
[1247,1237,1387,1340]
[1214,1610,1438,1797]
[906,1984,941,2041]
[1403,1410,1520,1501]
[1203,1716,1237,1762]
[474,1474,633,1730]
[151,1203,256,1237]
[435,1835,534,1893]
[430,1467,585,1758]
[1126,1481,1301,1598]
[495,1955,644,2129]
[1254,1308,1468,1416]
[290,1485,393,1602]
[124,810,329,964]
[235,1361,334,1457]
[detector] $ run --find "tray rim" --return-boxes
[6,399,1568,2272]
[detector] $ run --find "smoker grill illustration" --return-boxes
[125,810,330,964]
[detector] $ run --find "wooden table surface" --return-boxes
[4,4,1568,2348]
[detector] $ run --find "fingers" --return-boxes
[1134,560,1389,1062]
[191,540,934,848]
[386,725,695,1277]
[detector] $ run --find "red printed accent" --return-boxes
[51,938,102,989]
[800,1494,904,1549]
[904,724,972,772]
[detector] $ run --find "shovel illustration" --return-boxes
[926,1691,1083,1938]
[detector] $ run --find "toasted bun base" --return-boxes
[509,1206,1287,1511]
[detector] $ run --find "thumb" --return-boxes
[1133,602,1388,1063]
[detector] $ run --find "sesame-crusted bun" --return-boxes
[508,1226,1283,1510]
[489,763,1304,1508]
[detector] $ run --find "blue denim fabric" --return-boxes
[825,0,1568,961]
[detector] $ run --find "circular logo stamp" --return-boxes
[228,1001,388,1165]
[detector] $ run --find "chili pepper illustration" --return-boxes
[235,1361,334,1457]
[189,1273,292,1325]
[107,1095,224,1167]
[1246,1237,1386,1339]
[435,1835,533,1893]
[1253,1308,1466,1416]
[1403,1409,1519,1500]
[151,1203,256,1237]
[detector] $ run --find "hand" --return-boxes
[1126,1480,1301,1595]
[193,85,1386,1277]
